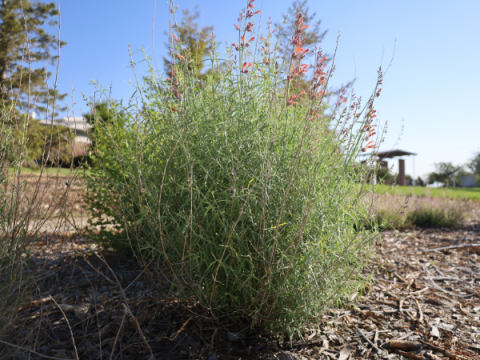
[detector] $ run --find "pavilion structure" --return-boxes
[373,149,417,186]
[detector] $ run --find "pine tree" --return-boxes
[0,1,70,165]
[0,0,67,116]
[275,0,354,95]
[275,0,328,70]
[163,7,214,77]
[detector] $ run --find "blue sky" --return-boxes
[50,0,479,179]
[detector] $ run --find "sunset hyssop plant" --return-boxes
[85,0,386,335]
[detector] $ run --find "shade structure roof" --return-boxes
[374,149,417,159]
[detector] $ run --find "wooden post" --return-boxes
[398,159,406,186]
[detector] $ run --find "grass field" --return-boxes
[373,184,480,201]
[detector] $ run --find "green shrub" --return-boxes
[84,2,383,335]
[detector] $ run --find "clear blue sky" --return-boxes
[50,0,480,179]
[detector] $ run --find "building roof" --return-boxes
[370,149,417,159]
[38,116,93,130]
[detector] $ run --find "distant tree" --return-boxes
[427,162,461,185]
[415,177,425,186]
[1,1,69,165]
[274,0,354,95]
[163,7,214,76]
[0,0,67,116]
[467,151,480,174]
[275,0,327,68]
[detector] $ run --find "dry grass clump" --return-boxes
[366,193,470,230]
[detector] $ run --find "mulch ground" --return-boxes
[2,205,480,360]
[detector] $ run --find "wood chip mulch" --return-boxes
[2,204,480,360]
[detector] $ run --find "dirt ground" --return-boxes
[5,172,113,233]
[1,178,480,359]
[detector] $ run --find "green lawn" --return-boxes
[373,184,480,201]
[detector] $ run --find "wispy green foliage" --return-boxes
[84,0,383,335]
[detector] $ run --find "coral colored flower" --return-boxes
[292,45,309,60]
[287,91,305,106]
[172,33,179,42]
[241,62,253,74]
[234,24,240,30]
[231,43,239,51]
[246,22,254,32]
[176,53,185,61]
[247,10,261,18]
[376,88,382,97]
[361,141,375,152]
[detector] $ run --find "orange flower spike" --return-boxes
[242,62,247,72]
[300,25,309,30]
[246,37,255,47]
[176,54,185,61]
[234,24,240,30]
[241,34,245,44]
[172,33,179,42]
[361,141,375,152]
[261,36,266,41]
[247,10,261,18]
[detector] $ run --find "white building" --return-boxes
[38,116,92,144]
[426,181,445,188]
[38,116,92,160]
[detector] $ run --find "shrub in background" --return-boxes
[85,0,384,334]
[367,194,468,230]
